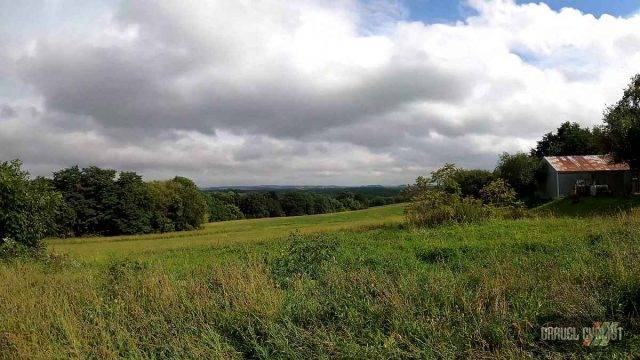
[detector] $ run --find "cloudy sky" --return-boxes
[1,0,639,186]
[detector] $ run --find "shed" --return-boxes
[541,155,638,198]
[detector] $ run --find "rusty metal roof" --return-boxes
[544,155,630,172]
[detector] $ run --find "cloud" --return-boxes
[2,0,640,185]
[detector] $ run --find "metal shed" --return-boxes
[541,155,637,198]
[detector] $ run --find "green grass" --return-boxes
[46,204,405,264]
[533,196,640,217]
[2,203,640,358]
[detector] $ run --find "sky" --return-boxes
[1,0,639,186]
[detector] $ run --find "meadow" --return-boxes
[2,202,640,358]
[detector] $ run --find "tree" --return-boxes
[336,191,365,211]
[453,169,495,198]
[205,193,244,222]
[479,179,518,207]
[429,163,460,194]
[494,153,539,198]
[0,160,61,249]
[603,74,640,168]
[51,166,120,236]
[147,177,208,232]
[281,192,316,216]
[531,122,605,159]
[239,193,272,219]
[112,172,152,235]
[403,163,462,201]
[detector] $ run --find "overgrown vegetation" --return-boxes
[1,204,640,358]
[404,164,527,228]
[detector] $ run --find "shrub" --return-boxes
[405,190,492,228]
[479,179,518,207]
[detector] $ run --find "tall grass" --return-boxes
[1,205,640,358]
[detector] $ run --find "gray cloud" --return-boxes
[2,0,640,185]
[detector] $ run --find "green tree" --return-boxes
[453,169,495,198]
[531,121,605,159]
[239,193,272,219]
[479,179,519,207]
[603,74,640,168]
[281,192,316,216]
[494,153,539,198]
[52,166,121,236]
[170,177,208,230]
[112,172,152,235]
[205,193,244,222]
[0,160,61,249]
[148,177,208,232]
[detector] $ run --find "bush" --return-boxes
[405,190,492,228]
[479,179,518,207]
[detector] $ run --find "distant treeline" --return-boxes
[1,160,404,244]
[204,188,404,221]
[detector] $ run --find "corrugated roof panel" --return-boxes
[544,155,630,172]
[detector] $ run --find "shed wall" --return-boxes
[556,171,631,197]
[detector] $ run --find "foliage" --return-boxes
[0,160,61,249]
[531,121,606,158]
[205,193,244,222]
[280,191,315,216]
[603,74,640,169]
[52,166,119,236]
[429,163,461,194]
[479,179,519,207]
[51,166,207,236]
[335,191,367,210]
[147,177,208,232]
[405,190,492,228]
[112,172,153,235]
[239,192,274,219]
[494,152,539,198]
[453,169,496,198]
[402,163,461,200]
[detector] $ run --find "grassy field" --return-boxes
[46,204,405,265]
[534,196,640,217]
[2,202,640,358]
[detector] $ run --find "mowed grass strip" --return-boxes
[46,204,405,262]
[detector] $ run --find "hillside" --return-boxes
[2,203,640,358]
[533,197,640,217]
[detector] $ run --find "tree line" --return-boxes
[205,189,401,221]
[2,164,208,239]
[1,161,403,253]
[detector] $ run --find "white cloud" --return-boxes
[1,0,639,185]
